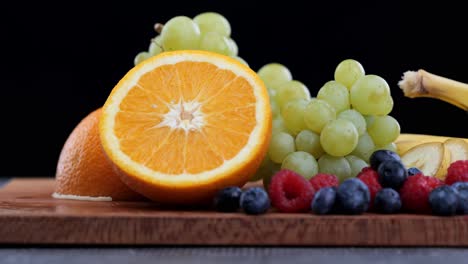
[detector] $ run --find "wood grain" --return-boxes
[0,178,468,246]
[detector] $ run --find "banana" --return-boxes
[401,142,451,180]
[396,133,468,155]
[444,138,468,163]
[396,140,425,156]
[398,69,468,111]
[397,133,455,143]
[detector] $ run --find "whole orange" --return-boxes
[54,108,142,201]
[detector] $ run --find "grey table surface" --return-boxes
[1,248,468,264]
[1,177,468,264]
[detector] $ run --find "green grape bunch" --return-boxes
[254,58,401,185]
[133,12,248,66]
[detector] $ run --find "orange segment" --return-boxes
[205,105,256,135]
[184,131,224,174]
[100,51,271,204]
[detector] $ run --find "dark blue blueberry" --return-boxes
[452,182,468,214]
[457,191,468,215]
[377,160,408,189]
[311,187,337,215]
[407,167,422,176]
[452,182,468,191]
[240,187,270,215]
[374,188,402,214]
[214,186,242,212]
[429,186,459,216]
[336,178,370,214]
[370,150,401,171]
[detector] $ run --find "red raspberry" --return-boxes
[357,167,382,209]
[268,170,315,213]
[400,173,444,213]
[309,173,339,191]
[445,160,468,185]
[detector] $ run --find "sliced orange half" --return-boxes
[100,50,271,204]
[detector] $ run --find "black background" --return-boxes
[1,1,467,176]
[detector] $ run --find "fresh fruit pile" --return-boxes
[255,59,400,186]
[54,10,468,217]
[133,12,247,66]
[215,150,468,216]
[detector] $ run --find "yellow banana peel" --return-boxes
[398,69,468,111]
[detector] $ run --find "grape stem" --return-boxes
[151,23,165,51]
[154,23,164,34]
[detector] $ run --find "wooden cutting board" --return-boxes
[0,178,467,246]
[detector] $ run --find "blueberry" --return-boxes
[336,178,370,214]
[377,160,408,189]
[240,187,270,215]
[452,182,468,191]
[407,167,422,176]
[374,188,402,214]
[214,186,242,212]
[311,187,337,215]
[457,191,468,215]
[370,150,401,171]
[452,182,468,214]
[429,186,459,216]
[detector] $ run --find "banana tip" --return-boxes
[398,70,424,97]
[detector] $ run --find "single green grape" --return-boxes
[270,100,280,117]
[351,133,375,162]
[303,99,336,133]
[251,156,280,182]
[267,87,276,99]
[350,75,393,115]
[228,38,238,56]
[272,117,289,134]
[281,151,318,179]
[134,51,151,65]
[334,59,365,89]
[364,115,375,128]
[275,80,310,108]
[193,12,231,36]
[148,36,163,56]
[232,56,249,66]
[368,115,400,146]
[320,119,359,157]
[199,32,234,56]
[318,154,352,182]
[375,142,397,153]
[268,132,295,163]
[337,109,366,136]
[257,63,292,90]
[317,81,350,113]
[345,155,368,177]
[281,99,308,136]
[160,16,201,51]
[295,130,325,158]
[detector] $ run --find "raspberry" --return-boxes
[357,167,382,209]
[400,173,444,213]
[268,169,315,213]
[445,160,468,185]
[309,173,339,191]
